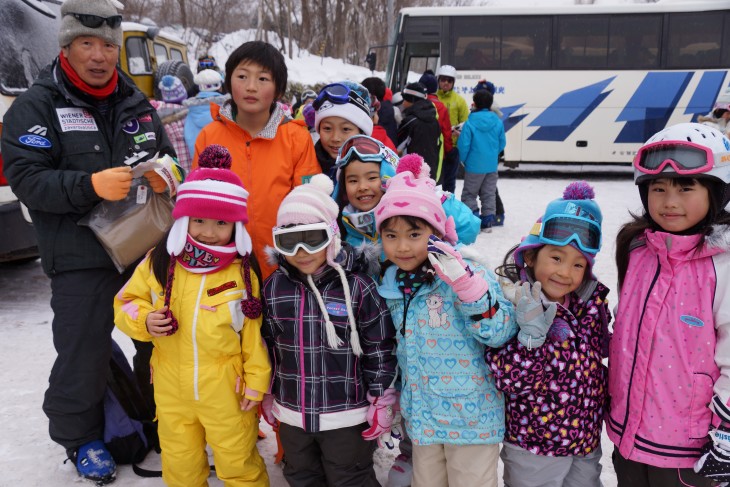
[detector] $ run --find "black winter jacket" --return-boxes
[1,59,174,275]
[398,99,442,183]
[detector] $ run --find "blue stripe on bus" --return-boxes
[500,104,527,133]
[685,71,726,116]
[615,72,691,143]
[527,78,614,141]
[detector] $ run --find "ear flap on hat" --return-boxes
[235,222,253,255]
[167,217,189,256]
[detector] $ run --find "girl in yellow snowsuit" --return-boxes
[114,145,271,486]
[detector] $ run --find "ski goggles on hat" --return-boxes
[198,58,215,68]
[313,83,369,113]
[634,141,715,175]
[336,135,395,167]
[532,215,602,254]
[272,222,334,256]
[67,12,123,29]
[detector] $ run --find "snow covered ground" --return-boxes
[0,174,639,486]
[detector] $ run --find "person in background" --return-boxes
[0,0,174,482]
[153,75,192,173]
[610,123,730,487]
[391,90,404,126]
[457,90,506,232]
[473,79,506,227]
[698,100,730,138]
[369,96,397,151]
[419,71,453,173]
[488,182,610,487]
[397,82,442,184]
[183,68,228,161]
[363,76,398,145]
[436,65,470,194]
[114,145,270,487]
[192,40,320,280]
[313,80,375,181]
[294,89,317,120]
[261,175,397,486]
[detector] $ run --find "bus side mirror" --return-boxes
[366,52,377,71]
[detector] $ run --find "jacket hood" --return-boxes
[265,240,381,283]
[642,227,728,260]
[706,224,730,252]
[468,109,502,131]
[403,99,436,122]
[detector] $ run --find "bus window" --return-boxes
[171,48,184,62]
[451,17,500,70]
[607,15,660,69]
[723,14,730,67]
[153,43,169,64]
[667,12,722,68]
[557,16,609,69]
[501,17,551,70]
[125,36,151,75]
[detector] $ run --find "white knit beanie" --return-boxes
[194,69,223,92]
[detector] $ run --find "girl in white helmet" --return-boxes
[609,122,730,486]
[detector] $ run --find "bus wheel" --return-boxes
[154,60,196,100]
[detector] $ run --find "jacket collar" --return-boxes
[216,100,287,139]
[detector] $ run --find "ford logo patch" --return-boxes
[19,134,51,148]
[325,302,349,317]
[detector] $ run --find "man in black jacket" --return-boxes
[0,0,174,483]
[397,82,443,184]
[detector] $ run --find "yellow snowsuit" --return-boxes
[114,255,271,487]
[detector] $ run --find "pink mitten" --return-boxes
[427,235,488,303]
[362,389,397,444]
[260,393,277,426]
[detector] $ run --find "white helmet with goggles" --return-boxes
[436,65,457,80]
[634,122,730,210]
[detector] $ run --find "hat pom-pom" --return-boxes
[563,181,595,200]
[309,173,335,195]
[241,296,262,319]
[397,153,430,179]
[198,144,232,170]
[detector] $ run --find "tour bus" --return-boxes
[386,1,730,165]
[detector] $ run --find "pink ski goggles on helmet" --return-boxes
[633,140,715,175]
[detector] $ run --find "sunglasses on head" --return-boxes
[633,140,715,176]
[67,12,123,29]
[313,83,369,113]
[535,215,602,254]
[272,222,334,256]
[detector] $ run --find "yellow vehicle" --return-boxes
[121,22,195,99]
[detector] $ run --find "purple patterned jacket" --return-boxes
[486,280,611,456]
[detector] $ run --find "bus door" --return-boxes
[390,15,441,91]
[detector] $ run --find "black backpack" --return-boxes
[104,340,161,476]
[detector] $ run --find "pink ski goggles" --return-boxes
[634,140,715,175]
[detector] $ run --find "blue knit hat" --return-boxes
[514,181,603,275]
[419,73,438,94]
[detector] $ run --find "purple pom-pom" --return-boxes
[303,103,315,129]
[563,181,595,200]
[241,296,262,319]
[198,144,232,170]
[397,154,429,178]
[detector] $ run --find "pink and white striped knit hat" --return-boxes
[166,144,253,256]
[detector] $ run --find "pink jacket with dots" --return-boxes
[608,227,730,468]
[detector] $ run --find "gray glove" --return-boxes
[515,281,557,350]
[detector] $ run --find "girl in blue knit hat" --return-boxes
[486,181,611,487]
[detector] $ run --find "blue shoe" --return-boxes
[480,214,495,232]
[494,213,505,227]
[73,440,116,484]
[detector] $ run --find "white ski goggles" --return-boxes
[272,222,335,256]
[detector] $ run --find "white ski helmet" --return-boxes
[436,65,457,80]
[634,122,730,211]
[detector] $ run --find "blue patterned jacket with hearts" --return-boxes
[378,261,517,445]
[486,280,611,456]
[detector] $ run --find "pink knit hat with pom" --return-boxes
[162,144,261,336]
[374,154,457,244]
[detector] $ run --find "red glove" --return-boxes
[362,389,397,446]
[144,170,168,193]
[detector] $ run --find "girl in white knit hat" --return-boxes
[260,174,397,486]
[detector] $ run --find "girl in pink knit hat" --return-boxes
[114,144,271,486]
[374,157,517,487]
